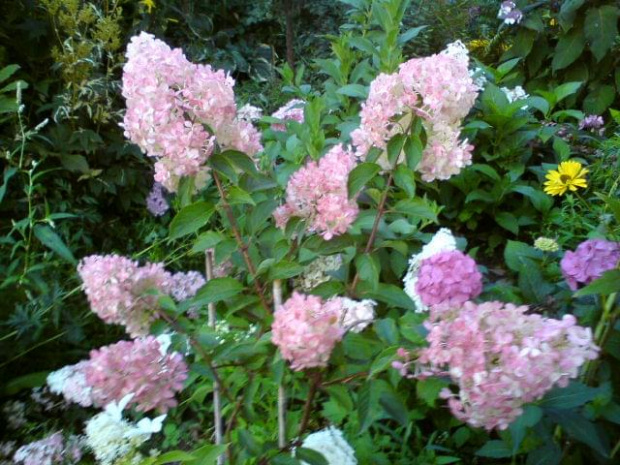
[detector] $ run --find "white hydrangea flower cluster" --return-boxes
[47,362,94,407]
[501,85,529,109]
[237,103,263,123]
[295,255,343,291]
[403,228,457,312]
[339,298,377,333]
[298,427,357,465]
[85,395,165,465]
[442,40,469,62]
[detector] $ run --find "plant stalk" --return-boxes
[349,171,394,294]
[212,171,271,312]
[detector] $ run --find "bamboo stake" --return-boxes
[273,279,286,449]
[207,250,225,465]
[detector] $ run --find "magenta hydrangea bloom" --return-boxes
[560,239,620,291]
[412,301,598,430]
[415,250,482,307]
[274,144,359,240]
[271,292,344,371]
[84,337,188,412]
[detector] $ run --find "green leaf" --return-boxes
[495,212,519,235]
[348,162,380,198]
[169,201,214,240]
[547,409,610,457]
[348,36,376,56]
[574,270,620,297]
[387,133,406,166]
[394,164,416,197]
[552,28,586,71]
[186,444,228,464]
[151,451,197,464]
[238,430,262,456]
[367,284,415,311]
[476,440,512,459]
[596,193,620,224]
[374,318,398,345]
[355,254,380,289]
[398,26,426,45]
[583,85,616,114]
[416,378,448,408]
[559,0,585,31]
[0,166,17,203]
[269,260,305,280]
[553,81,582,103]
[518,258,554,302]
[526,444,562,465]
[584,6,620,62]
[192,231,224,254]
[0,64,20,84]
[394,198,438,222]
[0,371,49,396]
[509,405,543,454]
[504,241,542,272]
[379,391,408,427]
[539,382,601,409]
[404,137,423,170]
[295,448,328,465]
[227,186,255,206]
[33,225,76,264]
[192,277,243,305]
[337,84,368,99]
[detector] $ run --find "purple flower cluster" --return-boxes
[498,1,523,25]
[415,250,482,307]
[146,182,169,217]
[561,239,620,290]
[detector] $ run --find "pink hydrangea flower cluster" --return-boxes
[273,144,359,240]
[352,42,478,181]
[122,32,262,192]
[271,99,305,131]
[271,292,344,371]
[84,336,188,412]
[13,432,64,465]
[561,239,620,291]
[415,250,482,307]
[414,301,598,430]
[78,254,205,337]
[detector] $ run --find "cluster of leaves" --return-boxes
[501,0,620,114]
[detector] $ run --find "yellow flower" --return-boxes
[468,39,490,51]
[140,0,155,13]
[543,161,588,196]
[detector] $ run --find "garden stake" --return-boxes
[273,279,287,449]
[207,250,225,465]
